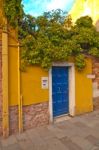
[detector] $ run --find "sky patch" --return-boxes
[22,0,75,16]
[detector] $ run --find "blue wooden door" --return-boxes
[52,66,69,117]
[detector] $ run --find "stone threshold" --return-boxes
[54,114,72,123]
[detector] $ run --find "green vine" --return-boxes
[4,0,24,27]
[3,1,99,71]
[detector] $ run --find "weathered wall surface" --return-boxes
[23,102,49,130]
[9,106,18,134]
[0,0,3,136]
[92,58,99,110]
[93,21,99,110]
[0,39,2,136]
[9,102,49,134]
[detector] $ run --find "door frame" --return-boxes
[49,62,75,122]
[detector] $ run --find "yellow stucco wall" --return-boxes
[75,59,93,114]
[7,20,19,105]
[8,46,18,106]
[8,43,93,114]
[21,66,49,105]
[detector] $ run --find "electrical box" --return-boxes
[41,77,48,89]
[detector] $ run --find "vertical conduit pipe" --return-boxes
[18,43,23,133]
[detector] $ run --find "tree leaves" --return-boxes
[4,0,24,27]
[3,1,99,71]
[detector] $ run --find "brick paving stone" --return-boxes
[94,123,99,130]
[86,135,99,146]
[61,120,78,128]
[60,119,91,136]
[58,126,79,138]
[55,119,94,140]
[69,117,83,123]
[45,137,69,150]
[1,135,17,147]
[70,114,98,128]
[72,121,93,137]
[16,132,28,141]
[1,110,99,150]
[26,128,44,143]
[56,121,77,131]
[47,125,68,139]
[18,140,34,150]
[0,142,2,150]
[79,119,94,128]
[60,136,82,150]
[71,135,94,150]
[89,120,99,127]
[2,144,22,150]
[26,128,48,150]
[74,121,91,130]
[90,128,99,139]
[58,121,90,138]
[37,126,55,139]
[90,146,99,150]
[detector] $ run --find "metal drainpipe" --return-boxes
[18,43,23,133]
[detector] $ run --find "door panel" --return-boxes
[52,66,69,117]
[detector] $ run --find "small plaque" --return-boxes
[41,77,48,89]
[87,74,95,79]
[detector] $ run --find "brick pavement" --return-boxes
[0,110,99,150]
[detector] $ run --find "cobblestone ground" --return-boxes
[0,110,99,150]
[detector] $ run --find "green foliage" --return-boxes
[76,16,93,28]
[75,54,86,71]
[3,1,99,71]
[89,47,99,57]
[4,0,24,27]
